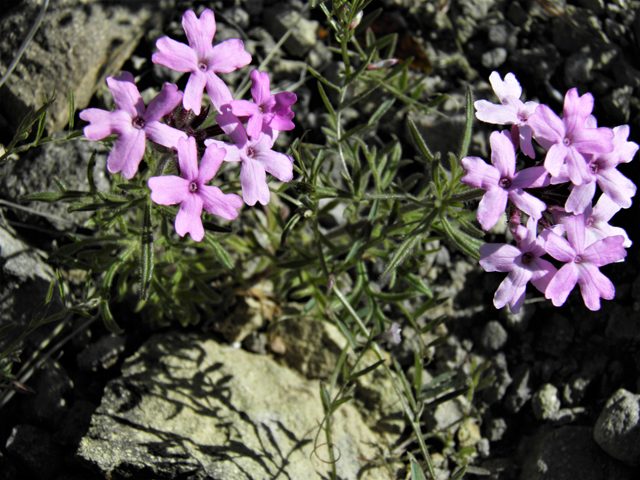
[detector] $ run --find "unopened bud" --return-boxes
[373,322,402,344]
[366,58,399,70]
[349,11,363,30]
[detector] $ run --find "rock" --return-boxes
[5,424,63,480]
[0,140,110,230]
[0,0,172,133]
[505,365,532,413]
[487,418,507,442]
[76,334,126,372]
[575,0,605,15]
[481,47,507,69]
[482,353,512,405]
[594,388,640,466]
[506,2,529,26]
[532,384,561,420]
[0,450,19,480]
[602,85,633,124]
[269,317,346,379]
[263,3,318,58]
[511,44,562,83]
[425,394,469,433]
[77,331,389,479]
[20,360,73,431]
[458,418,481,447]
[479,321,508,351]
[53,399,96,448]
[221,6,250,30]
[519,426,634,480]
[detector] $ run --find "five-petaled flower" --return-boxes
[479,219,557,314]
[229,70,297,139]
[528,88,614,185]
[152,8,252,114]
[474,72,539,158]
[148,136,243,242]
[461,130,549,231]
[205,110,294,206]
[79,71,186,179]
[544,214,626,311]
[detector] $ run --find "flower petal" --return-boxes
[563,88,593,134]
[108,130,146,179]
[565,213,586,253]
[215,110,248,146]
[198,142,226,183]
[477,188,508,231]
[152,37,198,72]
[544,143,567,177]
[80,109,131,140]
[209,39,252,73]
[205,72,234,112]
[143,122,187,150]
[176,136,199,181]
[490,130,516,178]
[507,189,546,220]
[581,235,626,267]
[200,186,243,220]
[107,72,144,117]
[229,99,260,118]
[545,263,578,307]
[240,158,270,206]
[545,232,576,263]
[529,258,557,294]
[175,194,205,241]
[250,70,272,105]
[564,181,596,215]
[255,147,294,182]
[512,166,549,189]
[596,167,636,209]
[183,71,207,115]
[490,71,522,102]
[182,9,216,60]
[145,83,184,122]
[205,139,242,163]
[479,243,521,273]
[577,263,614,311]
[529,104,564,144]
[474,100,518,125]
[148,175,189,205]
[460,156,500,190]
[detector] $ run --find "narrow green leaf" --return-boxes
[346,359,385,382]
[334,316,358,351]
[139,200,154,300]
[448,188,485,202]
[280,212,301,247]
[317,82,336,118]
[319,382,332,412]
[354,8,381,35]
[403,272,433,298]
[414,349,423,401]
[100,301,124,335]
[409,452,427,480]
[440,216,481,260]
[339,123,368,142]
[393,357,417,411]
[202,221,232,233]
[86,149,98,192]
[35,108,47,144]
[117,183,147,192]
[203,233,235,270]
[307,65,340,91]
[21,191,70,203]
[329,396,353,414]
[0,324,16,340]
[458,85,474,161]
[407,116,434,162]
[368,98,395,125]
[456,215,485,239]
[379,216,430,280]
[45,276,56,304]
[68,88,75,131]
[421,371,457,392]
[450,466,469,480]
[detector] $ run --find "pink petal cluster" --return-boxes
[78,8,298,242]
[152,9,251,114]
[148,137,242,241]
[467,71,636,312]
[79,72,186,179]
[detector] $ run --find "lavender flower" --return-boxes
[461,130,549,231]
[152,9,252,114]
[79,72,186,179]
[544,214,627,311]
[148,136,243,241]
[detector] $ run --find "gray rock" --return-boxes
[520,426,634,480]
[76,334,126,372]
[507,2,529,26]
[5,424,63,480]
[263,3,319,58]
[552,10,605,53]
[221,6,250,30]
[483,353,512,405]
[242,0,265,17]
[53,399,96,447]
[532,384,561,420]
[602,85,633,124]
[575,0,605,14]
[481,47,507,69]
[594,389,640,466]
[511,44,562,83]
[480,321,508,351]
[77,331,389,480]
[505,365,532,413]
[487,418,507,442]
[0,140,110,230]
[0,0,172,133]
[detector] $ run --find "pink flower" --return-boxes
[461,131,549,231]
[479,219,557,314]
[205,110,294,206]
[148,136,243,242]
[528,88,614,185]
[544,214,627,311]
[229,70,297,139]
[474,72,539,158]
[152,9,252,114]
[80,72,186,179]
[553,124,637,214]
[552,195,632,249]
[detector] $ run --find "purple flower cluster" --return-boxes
[464,72,636,312]
[79,9,297,241]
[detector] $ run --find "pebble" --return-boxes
[487,418,507,442]
[479,321,508,351]
[594,389,640,467]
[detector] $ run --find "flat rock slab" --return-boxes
[0,0,172,132]
[77,331,389,480]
